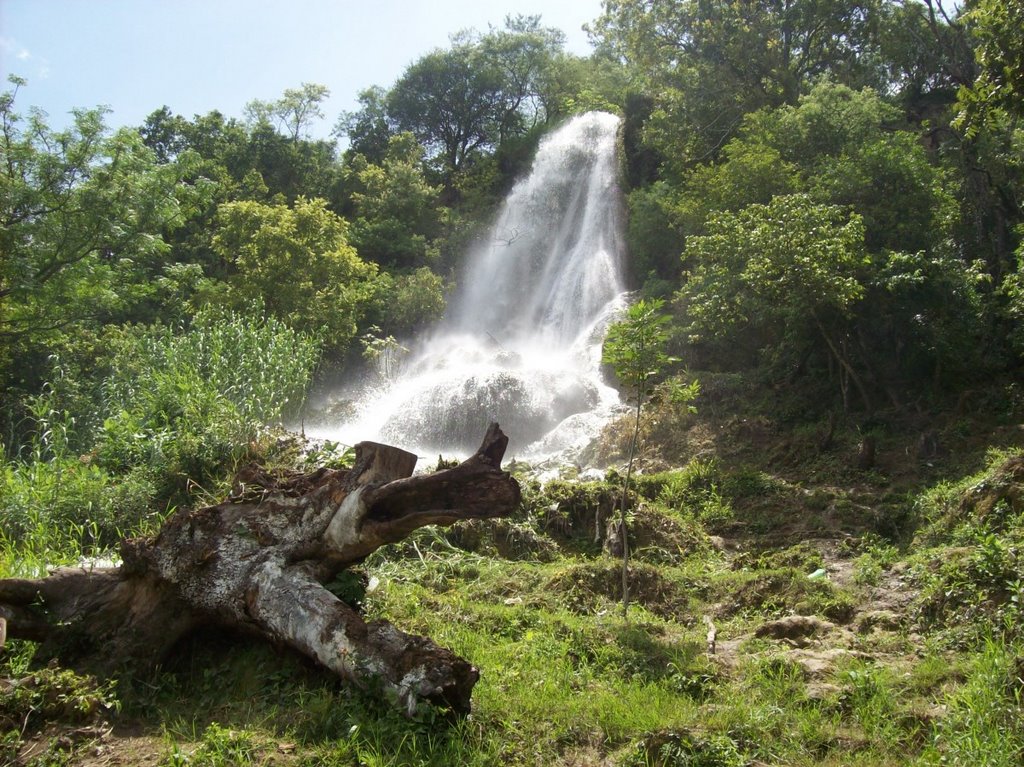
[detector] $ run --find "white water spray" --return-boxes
[311,112,628,461]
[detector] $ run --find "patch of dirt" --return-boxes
[547,561,692,620]
[10,721,166,767]
[754,614,835,641]
[607,506,710,565]
[66,728,167,767]
[705,534,925,682]
[820,541,919,618]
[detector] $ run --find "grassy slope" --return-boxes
[3,375,1023,766]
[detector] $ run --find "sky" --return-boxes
[0,0,603,139]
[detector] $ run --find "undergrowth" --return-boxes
[2,385,1023,765]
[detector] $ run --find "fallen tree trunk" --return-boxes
[0,423,521,716]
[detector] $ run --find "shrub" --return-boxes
[1,307,321,551]
[96,306,320,499]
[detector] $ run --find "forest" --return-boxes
[2,0,1024,765]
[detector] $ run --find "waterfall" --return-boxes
[312,111,628,461]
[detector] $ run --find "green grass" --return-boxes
[3,501,1020,766]
[921,638,1024,766]
[3,414,1024,765]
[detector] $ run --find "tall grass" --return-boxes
[0,401,110,573]
[923,638,1024,766]
[0,307,321,562]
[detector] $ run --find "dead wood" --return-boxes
[0,423,520,716]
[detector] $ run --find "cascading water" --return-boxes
[312,111,628,461]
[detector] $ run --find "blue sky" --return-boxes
[1,0,603,138]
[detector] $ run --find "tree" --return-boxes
[750,81,954,253]
[245,83,331,141]
[395,267,447,327]
[339,20,571,195]
[344,133,443,269]
[1,425,521,717]
[387,45,505,180]
[959,0,1024,125]
[678,194,871,410]
[0,79,184,335]
[246,120,341,203]
[475,15,567,141]
[211,196,381,359]
[590,0,888,172]
[336,86,395,164]
[876,0,967,109]
[602,298,677,618]
[0,77,189,436]
[810,130,954,253]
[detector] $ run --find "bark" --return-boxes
[0,423,520,716]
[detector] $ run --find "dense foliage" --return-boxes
[597,0,1022,417]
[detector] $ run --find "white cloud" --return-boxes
[0,36,50,80]
[0,36,27,57]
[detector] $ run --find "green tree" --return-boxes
[387,44,505,179]
[590,0,887,172]
[211,196,380,359]
[602,298,677,618]
[1001,244,1024,357]
[246,121,341,203]
[641,82,954,279]
[475,15,568,141]
[373,266,448,338]
[864,248,989,391]
[679,194,871,409]
[811,130,954,253]
[381,19,570,186]
[0,77,189,437]
[959,0,1024,125]
[876,0,969,108]
[144,102,342,204]
[245,82,331,141]
[633,133,801,284]
[344,133,443,269]
[336,86,395,164]
[0,80,185,337]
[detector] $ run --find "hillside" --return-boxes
[3,374,1022,766]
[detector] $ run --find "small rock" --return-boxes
[856,610,902,633]
[788,648,872,679]
[913,703,948,725]
[755,615,835,641]
[805,682,842,701]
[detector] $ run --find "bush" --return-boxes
[96,307,320,498]
[1,307,322,551]
[0,403,113,555]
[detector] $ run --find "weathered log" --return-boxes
[0,423,521,716]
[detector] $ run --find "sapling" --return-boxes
[602,298,688,618]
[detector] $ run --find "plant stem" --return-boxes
[619,397,642,620]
